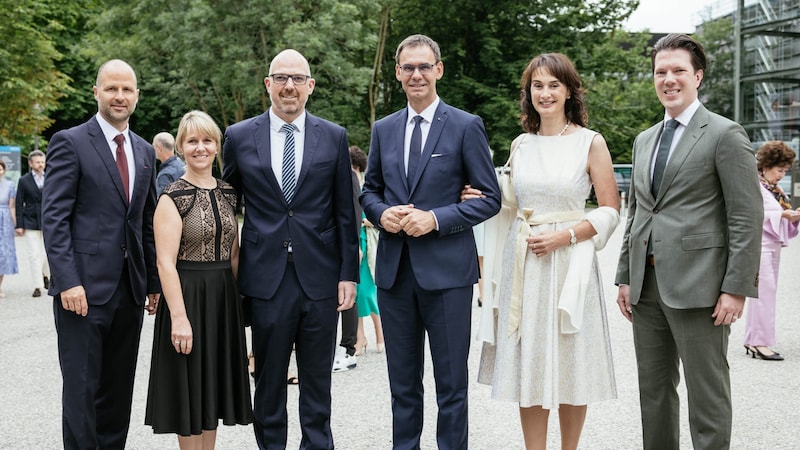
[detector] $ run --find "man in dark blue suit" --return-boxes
[42,59,161,449]
[222,49,359,450]
[361,34,501,449]
[15,150,50,297]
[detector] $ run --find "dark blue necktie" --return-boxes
[281,123,298,203]
[407,115,423,184]
[651,119,679,197]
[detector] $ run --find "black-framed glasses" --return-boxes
[399,63,437,75]
[270,74,311,85]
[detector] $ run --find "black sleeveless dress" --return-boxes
[145,178,252,435]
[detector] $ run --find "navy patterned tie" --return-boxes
[281,123,298,203]
[651,119,679,197]
[407,115,423,184]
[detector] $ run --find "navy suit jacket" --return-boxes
[16,172,44,230]
[222,111,359,300]
[42,116,160,305]
[360,101,500,290]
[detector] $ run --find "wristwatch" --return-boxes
[568,228,577,246]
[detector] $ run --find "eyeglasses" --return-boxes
[399,63,437,76]
[270,74,311,85]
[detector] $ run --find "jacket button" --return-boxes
[288,210,294,217]
[282,241,289,248]
[120,244,127,252]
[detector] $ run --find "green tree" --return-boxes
[695,17,735,119]
[0,1,81,148]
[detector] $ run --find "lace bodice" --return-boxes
[162,178,238,262]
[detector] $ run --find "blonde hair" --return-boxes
[175,110,222,156]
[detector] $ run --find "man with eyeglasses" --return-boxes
[361,34,500,449]
[222,49,358,450]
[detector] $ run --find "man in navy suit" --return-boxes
[42,59,161,449]
[361,34,500,449]
[222,49,358,450]
[15,150,50,297]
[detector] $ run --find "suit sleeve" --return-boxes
[14,178,25,229]
[42,131,83,293]
[429,115,500,234]
[143,154,161,294]
[334,129,359,283]
[360,123,390,229]
[615,134,642,286]
[717,123,763,297]
[222,128,243,212]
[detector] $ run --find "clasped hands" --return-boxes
[380,204,436,237]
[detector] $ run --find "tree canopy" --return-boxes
[6,0,735,169]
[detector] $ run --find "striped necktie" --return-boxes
[281,123,298,203]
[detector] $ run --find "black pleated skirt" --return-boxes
[145,260,253,435]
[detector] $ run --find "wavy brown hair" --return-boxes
[519,53,587,134]
[756,140,796,172]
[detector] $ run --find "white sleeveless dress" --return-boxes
[477,128,617,409]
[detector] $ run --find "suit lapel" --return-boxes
[655,106,709,203]
[295,114,318,196]
[129,132,154,207]
[252,113,284,202]
[88,118,128,205]
[408,103,448,196]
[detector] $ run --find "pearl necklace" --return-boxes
[537,121,571,136]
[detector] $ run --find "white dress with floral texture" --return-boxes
[477,128,617,409]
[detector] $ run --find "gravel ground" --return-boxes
[2,216,799,449]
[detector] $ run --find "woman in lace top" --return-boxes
[145,111,252,446]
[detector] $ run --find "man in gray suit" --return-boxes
[615,34,762,450]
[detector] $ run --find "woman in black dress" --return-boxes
[145,110,252,448]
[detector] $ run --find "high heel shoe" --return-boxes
[376,342,385,353]
[745,345,784,361]
[354,341,367,356]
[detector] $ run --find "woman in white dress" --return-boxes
[466,53,620,449]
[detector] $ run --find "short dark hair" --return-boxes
[519,53,588,134]
[757,141,796,171]
[349,146,367,172]
[651,34,707,77]
[395,34,441,64]
[0,160,6,171]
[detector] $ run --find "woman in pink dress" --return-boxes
[744,141,800,360]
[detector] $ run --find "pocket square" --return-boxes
[431,153,443,158]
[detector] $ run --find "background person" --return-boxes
[42,59,160,449]
[145,110,252,448]
[15,150,50,297]
[615,34,762,449]
[222,49,358,449]
[350,145,383,355]
[0,160,18,298]
[744,141,800,361]
[360,34,500,449]
[153,131,185,195]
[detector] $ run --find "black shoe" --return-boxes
[745,345,784,361]
[32,288,41,297]
[43,276,49,290]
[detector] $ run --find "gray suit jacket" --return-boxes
[615,104,762,308]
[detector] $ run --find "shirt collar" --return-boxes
[664,98,701,128]
[406,97,440,126]
[95,113,131,146]
[269,109,306,133]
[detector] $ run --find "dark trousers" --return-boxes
[250,261,338,450]
[378,248,472,450]
[339,301,358,355]
[54,274,143,450]
[633,265,732,450]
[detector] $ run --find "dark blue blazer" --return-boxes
[222,111,359,300]
[15,172,44,230]
[42,116,160,305]
[360,101,501,290]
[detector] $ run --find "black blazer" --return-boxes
[15,172,44,230]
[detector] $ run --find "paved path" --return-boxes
[2,221,799,449]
